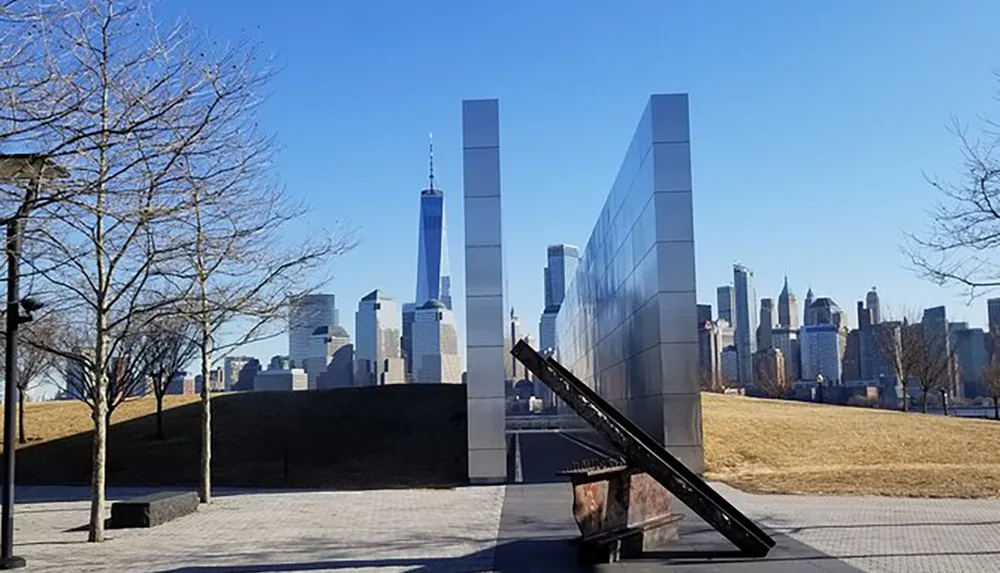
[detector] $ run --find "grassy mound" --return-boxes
[8,385,468,490]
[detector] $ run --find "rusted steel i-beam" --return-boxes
[511,340,776,558]
[558,459,682,564]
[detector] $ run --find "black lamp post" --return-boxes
[0,155,67,569]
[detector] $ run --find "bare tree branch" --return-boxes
[904,75,1000,299]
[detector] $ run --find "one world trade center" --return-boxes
[415,135,452,309]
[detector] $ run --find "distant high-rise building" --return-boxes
[254,367,308,392]
[267,355,290,371]
[195,368,224,393]
[772,327,800,381]
[714,321,736,385]
[415,136,452,310]
[923,306,960,400]
[988,298,1000,335]
[401,302,416,381]
[757,298,775,350]
[539,307,558,354]
[803,287,815,326]
[412,299,462,384]
[752,347,786,391]
[63,349,93,400]
[866,287,881,325]
[842,329,862,381]
[721,346,738,384]
[806,297,846,329]
[543,244,580,309]
[504,307,524,381]
[223,356,256,391]
[954,327,988,398]
[697,304,713,325]
[857,300,872,331]
[538,244,579,360]
[232,358,262,392]
[166,371,196,395]
[733,264,757,385]
[355,290,406,386]
[800,324,846,384]
[717,285,735,325]
[288,294,338,370]
[305,325,353,389]
[777,276,799,329]
[857,294,890,381]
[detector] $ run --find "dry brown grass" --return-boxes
[703,392,1000,498]
[3,395,201,449]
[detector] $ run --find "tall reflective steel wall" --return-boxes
[555,94,704,472]
[461,99,508,483]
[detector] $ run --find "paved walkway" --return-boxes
[723,484,1000,573]
[8,484,1000,572]
[12,486,506,572]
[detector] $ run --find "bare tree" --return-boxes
[143,317,198,440]
[130,29,358,504]
[907,322,958,414]
[754,352,792,399]
[16,0,281,541]
[981,361,1000,420]
[904,73,1000,297]
[875,313,928,413]
[58,328,155,424]
[171,138,355,505]
[0,314,59,443]
[13,317,57,443]
[698,367,719,392]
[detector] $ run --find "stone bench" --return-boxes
[109,491,199,529]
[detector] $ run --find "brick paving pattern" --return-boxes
[7,484,1000,572]
[12,486,506,573]
[718,483,1000,573]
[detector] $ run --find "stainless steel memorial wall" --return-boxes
[555,94,703,473]
[462,99,508,483]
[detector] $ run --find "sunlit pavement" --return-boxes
[11,485,506,573]
[9,482,1000,572]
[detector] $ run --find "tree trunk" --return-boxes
[199,327,212,504]
[89,334,109,542]
[994,398,999,420]
[921,388,929,413]
[155,392,164,440]
[900,381,909,412]
[940,390,949,416]
[18,387,26,445]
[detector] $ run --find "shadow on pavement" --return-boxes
[150,539,571,573]
[502,432,866,572]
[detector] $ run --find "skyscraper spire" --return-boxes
[428,132,435,191]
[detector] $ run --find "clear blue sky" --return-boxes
[160,0,1000,363]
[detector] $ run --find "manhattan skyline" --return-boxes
[159,1,1000,362]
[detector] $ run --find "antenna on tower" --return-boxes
[428,132,435,191]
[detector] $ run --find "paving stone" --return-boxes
[8,482,1000,572]
[712,483,1000,573]
[11,485,506,572]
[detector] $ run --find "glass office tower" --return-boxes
[415,153,453,310]
[555,94,703,472]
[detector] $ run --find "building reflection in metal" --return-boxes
[555,94,703,473]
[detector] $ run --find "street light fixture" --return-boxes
[0,154,68,570]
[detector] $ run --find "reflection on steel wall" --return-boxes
[555,94,703,473]
[462,99,508,484]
